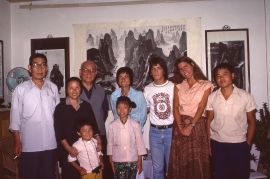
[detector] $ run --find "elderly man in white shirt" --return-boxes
[9,53,60,179]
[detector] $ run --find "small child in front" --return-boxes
[206,63,257,179]
[68,117,104,179]
[107,96,147,179]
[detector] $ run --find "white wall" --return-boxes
[9,0,269,104]
[0,0,11,105]
[9,0,270,170]
[266,0,270,103]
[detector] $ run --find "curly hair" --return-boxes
[148,57,168,80]
[172,56,207,84]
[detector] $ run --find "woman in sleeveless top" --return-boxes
[167,56,214,179]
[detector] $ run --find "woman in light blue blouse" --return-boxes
[110,67,147,132]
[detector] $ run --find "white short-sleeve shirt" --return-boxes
[206,85,257,143]
[144,80,174,125]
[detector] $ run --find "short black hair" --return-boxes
[29,53,47,65]
[148,57,168,80]
[76,117,93,133]
[65,77,83,95]
[213,63,234,82]
[116,96,137,109]
[116,67,133,86]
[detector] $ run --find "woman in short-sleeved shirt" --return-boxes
[167,56,213,179]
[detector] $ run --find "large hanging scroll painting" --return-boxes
[74,18,201,94]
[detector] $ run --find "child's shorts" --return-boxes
[81,171,102,179]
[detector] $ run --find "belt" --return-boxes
[150,123,173,129]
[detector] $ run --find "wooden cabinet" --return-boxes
[0,108,11,179]
[0,108,12,140]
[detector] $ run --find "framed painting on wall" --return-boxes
[0,40,3,101]
[31,37,70,98]
[205,29,250,92]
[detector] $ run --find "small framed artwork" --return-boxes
[31,37,70,98]
[205,29,250,92]
[0,40,3,101]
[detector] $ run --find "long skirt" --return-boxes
[167,115,210,179]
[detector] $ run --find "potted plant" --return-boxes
[253,103,270,177]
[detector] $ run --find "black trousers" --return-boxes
[211,139,250,179]
[59,157,81,179]
[100,135,114,179]
[19,149,56,179]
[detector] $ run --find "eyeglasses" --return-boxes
[81,68,97,73]
[31,63,47,69]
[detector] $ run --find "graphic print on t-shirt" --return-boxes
[152,92,171,119]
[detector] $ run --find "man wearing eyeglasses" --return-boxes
[79,60,112,178]
[9,53,60,179]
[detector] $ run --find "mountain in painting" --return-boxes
[86,27,187,93]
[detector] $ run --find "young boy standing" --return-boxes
[206,63,257,179]
[144,57,174,179]
[68,118,104,179]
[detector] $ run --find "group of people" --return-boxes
[9,53,257,179]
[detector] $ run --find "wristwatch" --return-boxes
[190,123,195,127]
